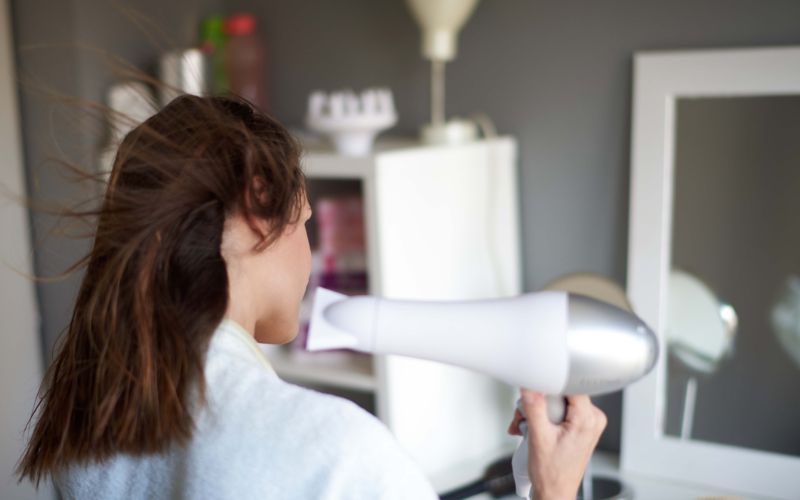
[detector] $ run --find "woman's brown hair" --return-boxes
[17,94,306,485]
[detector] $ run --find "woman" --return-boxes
[18,95,606,499]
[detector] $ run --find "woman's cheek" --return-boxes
[296,225,312,275]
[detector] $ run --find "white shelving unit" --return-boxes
[263,136,523,492]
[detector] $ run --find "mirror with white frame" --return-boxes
[623,47,800,499]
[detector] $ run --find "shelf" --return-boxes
[300,136,419,180]
[302,153,373,179]
[258,344,377,392]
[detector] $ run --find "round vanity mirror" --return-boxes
[667,269,737,375]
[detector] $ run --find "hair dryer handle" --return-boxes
[511,395,566,498]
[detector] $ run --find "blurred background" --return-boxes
[3,1,800,499]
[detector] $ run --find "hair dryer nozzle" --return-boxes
[306,288,355,351]
[306,288,378,351]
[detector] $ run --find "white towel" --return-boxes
[56,319,438,499]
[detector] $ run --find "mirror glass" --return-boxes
[664,95,800,456]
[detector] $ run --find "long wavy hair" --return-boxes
[17,94,306,485]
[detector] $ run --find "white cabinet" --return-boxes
[262,137,523,491]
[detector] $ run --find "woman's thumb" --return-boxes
[520,389,553,429]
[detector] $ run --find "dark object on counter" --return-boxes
[438,455,634,499]
[439,454,515,499]
[578,476,634,499]
[224,13,267,111]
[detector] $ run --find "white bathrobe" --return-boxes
[56,319,439,499]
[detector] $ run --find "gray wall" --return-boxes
[12,0,800,453]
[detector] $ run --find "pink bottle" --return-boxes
[224,14,268,111]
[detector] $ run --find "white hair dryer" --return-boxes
[307,287,658,498]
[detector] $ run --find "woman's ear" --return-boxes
[250,175,269,206]
[241,175,272,244]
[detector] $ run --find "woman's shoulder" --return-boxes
[220,371,386,451]
[267,384,440,498]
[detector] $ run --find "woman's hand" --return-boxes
[507,390,607,500]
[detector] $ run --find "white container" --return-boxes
[158,48,206,107]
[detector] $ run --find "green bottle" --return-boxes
[200,15,228,95]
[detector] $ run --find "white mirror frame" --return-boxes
[622,46,800,499]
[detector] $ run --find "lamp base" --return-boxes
[420,119,478,145]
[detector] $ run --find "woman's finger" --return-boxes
[564,394,592,420]
[565,394,604,432]
[520,389,558,444]
[507,409,524,435]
